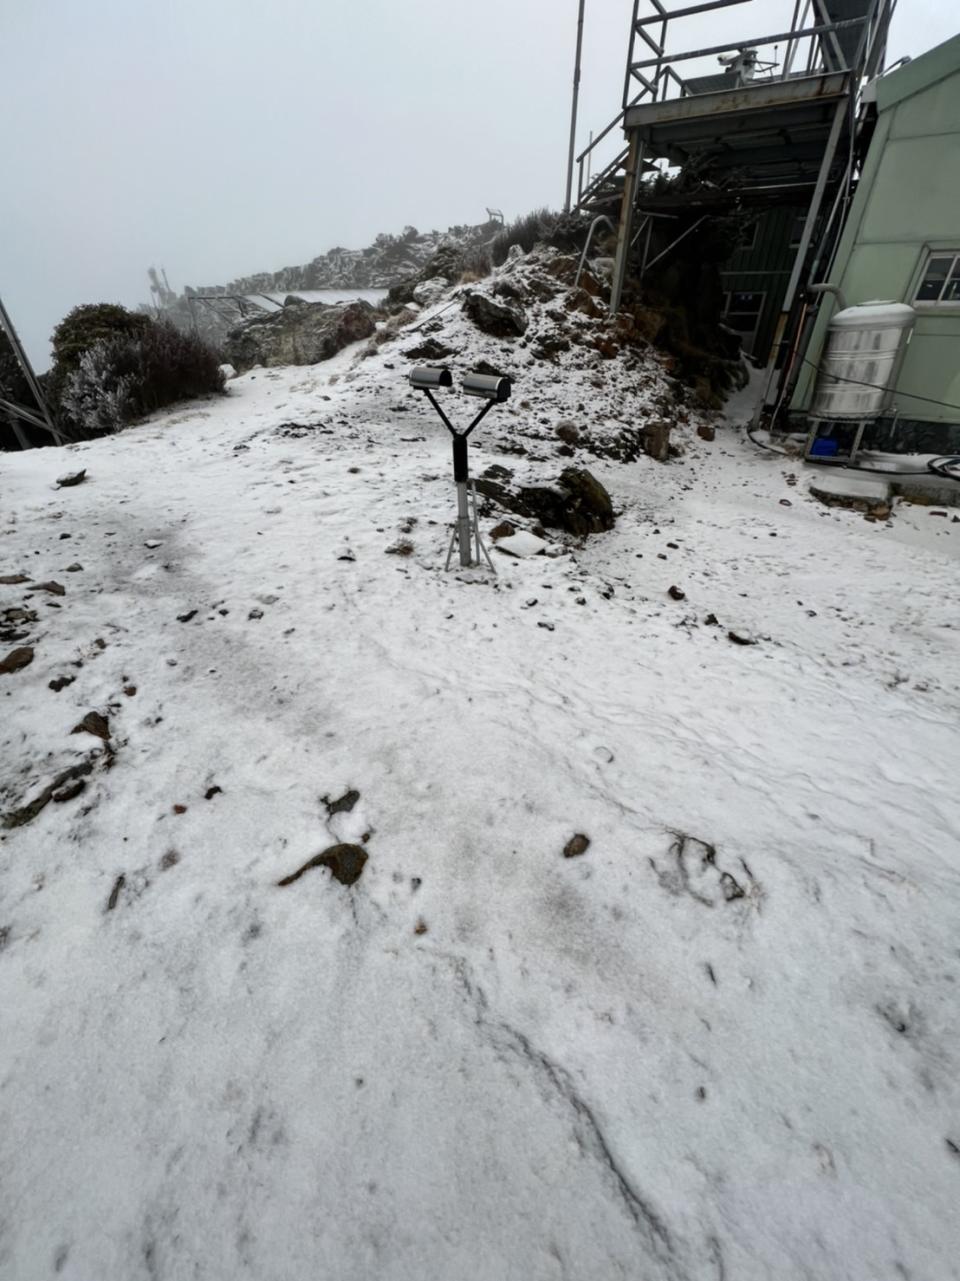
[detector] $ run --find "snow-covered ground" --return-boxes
[2,263,959,1281]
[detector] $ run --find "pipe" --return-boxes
[564,0,587,214]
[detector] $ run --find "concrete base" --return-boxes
[806,469,893,506]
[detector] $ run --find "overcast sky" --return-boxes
[2,0,957,368]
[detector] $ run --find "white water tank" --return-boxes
[812,301,915,419]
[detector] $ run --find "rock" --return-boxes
[48,674,75,692]
[462,290,527,338]
[205,785,223,800]
[144,539,162,549]
[0,646,33,675]
[33,581,65,596]
[565,288,605,319]
[531,333,571,361]
[65,563,83,572]
[639,419,673,462]
[412,278,449,308]
[668,585,686,601]
[489,521,516,541]
[864,503,892,523]
[248,607,264,620]
[563,833,591,859]
[56,470,86,488]
[226,299,377,371]
[402,336,457,362]
[483,464,514,481]
[482,468,614,538]
[696,425,716,443]
[414,919,428,935]
[727,630,757,646]
[0,574,31,585]
[2,759,95,830]
[72,711,110,740]
[177,609,198,623]
[324,789,360,816]
[555,422,580,445]
[106,874,125,911]
[276,843,368,888]
[550,468,615,536]
[52,778,86,803]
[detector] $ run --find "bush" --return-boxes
[460,243,493,279]
[490,208,559,266]
[51,303,152,375]
[57,316,225,436]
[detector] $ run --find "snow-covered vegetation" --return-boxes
[2,247,959,1280]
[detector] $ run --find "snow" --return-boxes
[258,288,389,307]
[2,253,960,1280]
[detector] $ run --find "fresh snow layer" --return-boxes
[2,262,960,1281]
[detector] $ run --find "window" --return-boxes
[915,252,960,305]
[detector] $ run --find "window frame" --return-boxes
[912,248,960,310]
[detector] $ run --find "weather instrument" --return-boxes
[408,366,511,571]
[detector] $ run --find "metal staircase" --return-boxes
[573,0,893,218]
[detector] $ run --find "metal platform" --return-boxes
[623,70,851,189]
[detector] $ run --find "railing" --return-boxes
[573,0,891,216]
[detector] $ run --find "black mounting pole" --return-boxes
[423,389,495,486]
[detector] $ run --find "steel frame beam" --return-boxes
[628,18,869,72]
[0,293,64,446]
[609,136,646,315]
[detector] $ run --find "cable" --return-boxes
[801,355,960,414]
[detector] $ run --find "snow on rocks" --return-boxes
[493,530,550,558]
[0,247,959,1280]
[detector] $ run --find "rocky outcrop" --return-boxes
[462,290,527,338]
[225,299,377,370]
[476,466,615,537]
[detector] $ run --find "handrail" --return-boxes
[628,18,869,72]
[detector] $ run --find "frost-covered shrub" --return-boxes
[490,208,559,266]
[56,317,224,436]
[460,243,493,279]
[59,343,135,434]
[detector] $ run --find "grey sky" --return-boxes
[3,0,956,369]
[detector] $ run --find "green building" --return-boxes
[721,207,808,365]
[791,32,960,452]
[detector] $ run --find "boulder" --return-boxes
[521,469,615,537]
[412,278,449,308]
[225,300,377,371]
[476,467,614,537]
[462,290,527,338]
[639,419,673,462]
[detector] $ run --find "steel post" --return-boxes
[456,482,472,568]
[609,135,645,315]
[564,0,587,213]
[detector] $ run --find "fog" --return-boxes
[2,0,956,369]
